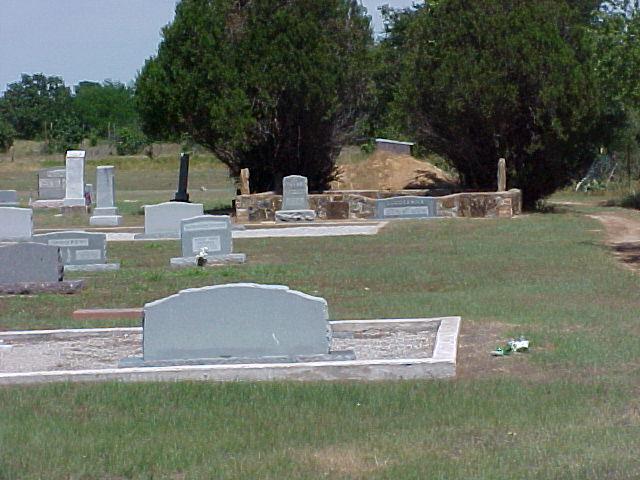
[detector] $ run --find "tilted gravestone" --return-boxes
[121,283,353,366]
[90,166,122,226]
[0,207,32,241]
[170,215,245,267]
[32,231,119,272]
[63,150,86,207]
[375,196,438,219]
[275,175,315,222]
[0,242,83,294]
[135,201,204,239]
[37,168,66,200]
[0,190,19,206]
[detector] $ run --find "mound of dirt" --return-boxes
[331,151,458,191]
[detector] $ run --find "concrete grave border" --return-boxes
[0,317,460,385]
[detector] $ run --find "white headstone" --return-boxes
[138,202,204,238]
[0,207,33,241]
[63,150,86,207]
[90,166,122,226]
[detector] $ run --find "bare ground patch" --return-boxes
[587,212,640,273]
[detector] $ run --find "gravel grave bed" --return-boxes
[0,323,438,374]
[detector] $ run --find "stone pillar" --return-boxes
[497,158,507,192]
[240,168,250,195]
[63,150,86,207]
[172,153,190,202]
[90,166,122,226]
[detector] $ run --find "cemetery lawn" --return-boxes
[2,203,640,478]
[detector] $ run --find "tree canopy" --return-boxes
[136,0,372,192]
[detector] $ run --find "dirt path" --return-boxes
[588,211,640,273]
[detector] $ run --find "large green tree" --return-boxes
[136,0,372,192]
[396,0,610,207]
[74,81,138,137]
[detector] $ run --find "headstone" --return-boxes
[170,215,245,267]
[121,283,352,366]
[135,201,204,239]
[375,196,438,219]
[32,231,119,272]
[375,138,414,155]
[498,158,507,192]
[0,190,18,206]
[240,168,250,195]
[275,175,315,222]
[0,207,32,241]
[37,167,66,200]
[90,166,122,226]
[0,242,84,294]
[63,150,86,207]
[172,153,190,202]
[0,242,62,283]
[84,183,93,205]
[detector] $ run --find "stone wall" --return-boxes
[235,189,522,222]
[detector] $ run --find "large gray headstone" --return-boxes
[63,150,86,207]
[38,168,66,200]
[0,190,18,206]
[32,231,107,266]
[90,166,122,226]
[375,196,438,219]
[0,207,32,241]
[180,215,232,257]
[282,175,310,210]
[142,283,330,362]
[0,242,62,284]
[140,202,204,238]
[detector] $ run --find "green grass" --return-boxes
[1,157,640,477]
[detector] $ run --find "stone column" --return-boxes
[497,158,507,192]
[240,168,250,195]
[63,150,86,207]
[172,153,190,202]
[90,166,122,226]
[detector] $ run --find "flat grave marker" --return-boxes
[375,196,438,219]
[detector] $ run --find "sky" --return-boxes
[0,0,416,92]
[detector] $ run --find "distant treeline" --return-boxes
[1,0,640,206]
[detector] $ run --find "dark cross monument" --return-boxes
[172,153,190,203]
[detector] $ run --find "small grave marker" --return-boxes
[375,196,438,219]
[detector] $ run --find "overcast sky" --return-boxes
[0,0,416,92]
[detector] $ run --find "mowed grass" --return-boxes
[1,203,640,478]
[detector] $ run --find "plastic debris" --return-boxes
[491,336,530,356]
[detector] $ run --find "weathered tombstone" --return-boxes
[62,150,86,207]
[375,196,438,219]
[498,158,507,192]
[37,167,66,200]
[90,166,122,226]
[32,231,119,271]
[135,201,204,239]
[240,168,250,195]
[172,153,190,202]
[0,207,32,241]
[121,283,353,366]
[170,215,246,267]
[0,242,83,294]
[275,175,315,222]
[0,190,19,207]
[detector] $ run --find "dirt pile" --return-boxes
[331,151,458,191]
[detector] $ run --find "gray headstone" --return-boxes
[0,207,33,241]
[282,175,310,211]
[140,202,204,238]
[32,231,107,266]
[375,196,438,219]
[0,242,62,284]
[38,168,66,200]
[180,215,232,257]
[90,166,122,226]
[142,283,330,362]
[0,190,18,206]
[63,150,86,207]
